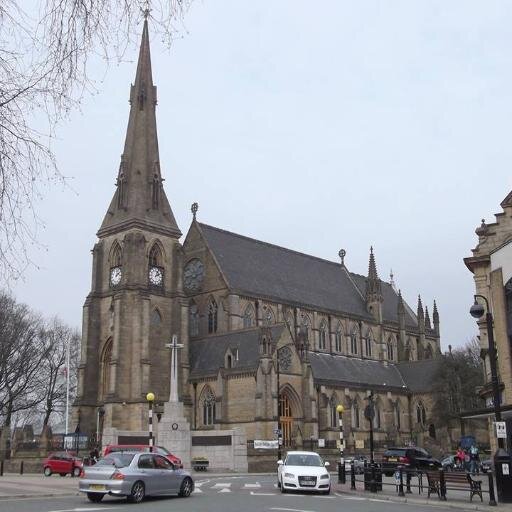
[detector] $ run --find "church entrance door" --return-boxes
[279,393,293,447]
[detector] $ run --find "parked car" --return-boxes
[381,447,440,476]
[344,455,368,474]
[103,444,182,468]
[277,451,331,494]
[78,451,194,503]
[43,451,83,477]
[441,454,458,471]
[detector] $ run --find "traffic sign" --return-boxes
[496,421,507,439]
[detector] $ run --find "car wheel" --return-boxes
[44,467,52,477]
[179,477,193,497]
[87,493,104,503]
[280,478,287,494]
[277,480,281,488]
[127,481,145,504]
[73,467,81,477]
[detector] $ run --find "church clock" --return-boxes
[149,266,164,287]
[110,266,122,287]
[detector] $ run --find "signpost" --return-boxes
[496,422,507,439]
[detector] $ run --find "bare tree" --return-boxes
[0,0,190,282]
[0,292,48,427]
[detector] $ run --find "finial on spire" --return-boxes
[142,0,151,19]
[338,248,346,266]
[191,202,198,220]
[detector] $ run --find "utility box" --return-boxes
[494,449,512,503]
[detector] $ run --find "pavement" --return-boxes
[1,471,512,510]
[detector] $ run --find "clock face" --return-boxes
[110,266,122,287]
[149,266,164,286]
[184,259,204,292]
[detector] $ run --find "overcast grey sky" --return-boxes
[12,1,512,348]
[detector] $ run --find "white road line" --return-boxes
[212,482,231,488]
[369,498,390,503]
[244,482,261,488]
[218,488,231,493]
[192,487,203,494]
[250,491,276,496]
[269,508,316,512]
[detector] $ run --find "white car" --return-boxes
[277,451,331,494]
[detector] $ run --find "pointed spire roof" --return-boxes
[365,246,383,303]
[433,300,439,324]
[417,295,424,320]
[425,305,431,329]
[98,18,181,239]
[397,289,405,316]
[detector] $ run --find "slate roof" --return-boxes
[198,223,418,328]
[396,359,443,393]
[189,325,285,378]
[308,352,407,390]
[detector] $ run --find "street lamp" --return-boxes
[336,404,346,484]
[469,295,504,449]
[146,392,155,453]
[364,392,376,493]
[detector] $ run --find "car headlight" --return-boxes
[284,473,295,478]
[320,473,330,479]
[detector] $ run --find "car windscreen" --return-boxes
[286,454,323,467]
[96,454,135,468]
[157,446,171,455]
[384,449,406,456]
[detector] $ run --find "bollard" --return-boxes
[370,462,377,493]
[488,471,497,507]
[398,466,405,497]
[0,460,3,476]
[406,470,412,493]
[338,460,346,485]
[350,460,356,490]
[439,468,447,501]
[20,460,24,475]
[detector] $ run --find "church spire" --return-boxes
[365,246,383,302]
[98,18,181,238]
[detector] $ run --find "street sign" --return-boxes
[274,429,282,435]
[496,421,507,439]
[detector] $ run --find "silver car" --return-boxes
[79,451,194,503]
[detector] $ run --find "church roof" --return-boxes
[198,223,417,327]
[396,358,442,393]
[308,352,407,390]
[189,325,285,378]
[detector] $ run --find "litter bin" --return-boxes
[363,462,382,491]
[494,449,512,503]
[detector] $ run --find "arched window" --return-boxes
[208,298,218,334]
[301,315,311,342]
[100,339,113,400]
[373,402,381,429]
[319,321,327,350]
[352,400,360,429]
[201,386,216,426]
[148,244,164,287]
[350,327,358,355]
[329,396,338,428]
[243,304,255,328]
[227,354,232,368]
[189,301,199,337]
[263,306,275,326]
[110,242,122,267]
[416,402,427,426]
[365,330,373,357]
[387,337,394,361]
[335,324,343,352]
[151,309,162,325]
[149,244,163,267]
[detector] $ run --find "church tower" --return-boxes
[74,19,189,438]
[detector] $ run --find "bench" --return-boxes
[425,470,483,502]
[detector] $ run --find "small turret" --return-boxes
[417,295,425,333]
[365,247,383,322]
[425,306,431,330]
[433,300,440,337]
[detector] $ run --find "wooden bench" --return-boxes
[425,470,483,502]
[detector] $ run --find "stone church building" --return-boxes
[74,21,444,468]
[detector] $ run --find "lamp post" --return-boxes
[337,404,346,484]
[365,392,376,493]
[469,295,504,449]
[146,392,155,453]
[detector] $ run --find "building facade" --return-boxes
[74,21,447,465]
[465,192,512,452]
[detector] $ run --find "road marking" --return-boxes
[250,491,276,496]
[314,495,334,499]
[47,509,116,512]
[269,508,316,512]
[244,482,261,488]
[369,498,390,503]
[218,488,231,493]
[212,482,231,488]
[192,487,203,494]
[334,494,365,500]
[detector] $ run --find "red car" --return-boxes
[43,452,83,477]
[103,444,183,468]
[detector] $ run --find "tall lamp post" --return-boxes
[146,392,155,453]
[469,295,504,449]
[336,404,346,484]
[364,391,376,493]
